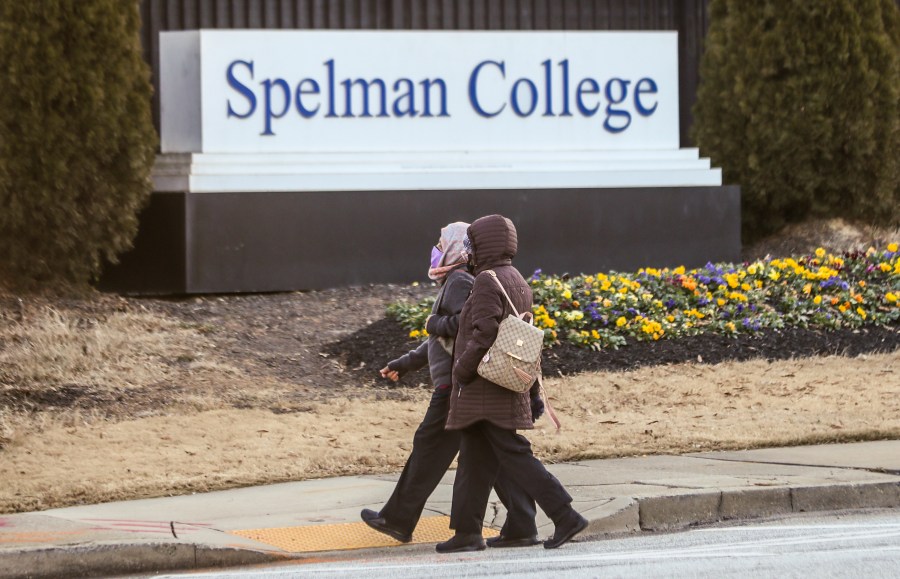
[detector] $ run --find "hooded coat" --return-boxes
[446,215,535,431]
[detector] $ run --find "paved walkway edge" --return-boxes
[634,481,900,534]
[4,479,898,579]
[0,543,288,579]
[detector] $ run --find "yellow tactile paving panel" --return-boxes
[230,516,499,553]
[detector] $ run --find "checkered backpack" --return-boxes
[476,270,545,393]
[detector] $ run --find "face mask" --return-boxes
[430,246,444,269]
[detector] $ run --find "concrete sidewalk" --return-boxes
[2,440,899,578]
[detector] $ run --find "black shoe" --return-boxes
[544,511,588,549]
[360,508,412,543]
[435,533,486,553]
[486,534,541,548]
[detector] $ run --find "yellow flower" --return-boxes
[409,329,421,338]
[562,289,572,300]
[717,298,726,307]
[768,271,781,281]
[667,315,675,322]
[858,281,866,288]
[888,243,898,253]
[564,311,584,322]
[815,247,826,258]
[803,284,812,295]
[886,292,897,303]
[616,317,627,327]
[880,263,891,273]
[591,330,600,340]
[747,264,758,275]
[741,283,752,291]
[725,322,736,332]
[813,295,822,305]
[674,266,686,275]
[856,307,867,320]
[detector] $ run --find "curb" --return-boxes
[636,480,900,533]
[0,544,287,579]
[3,480,898,578]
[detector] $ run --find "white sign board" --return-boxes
[156,30,721,192]
[161,30,680,154]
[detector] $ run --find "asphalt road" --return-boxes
[155,509,900,578]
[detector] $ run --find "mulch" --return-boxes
[324,318,900,387]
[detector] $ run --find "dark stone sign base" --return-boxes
[100,186,741,295]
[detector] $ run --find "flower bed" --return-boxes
[388,244,900,350]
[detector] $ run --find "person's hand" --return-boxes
[380,366,400,382]
[529,382,544,422]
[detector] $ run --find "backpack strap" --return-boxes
[484,269,533,322]
[538,375,562,431]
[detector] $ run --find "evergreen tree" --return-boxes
[0,0,157,286]
[692,0,899,241]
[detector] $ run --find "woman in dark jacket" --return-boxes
[361,222,538,546]
[438,214,588,553]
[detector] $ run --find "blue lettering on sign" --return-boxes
[603,78,632,133]
[468,60,506,118]
[634,77,659,116]
[226,60,256,119]
[223,58,660,136]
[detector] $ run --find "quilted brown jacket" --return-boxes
[446,215,535,431]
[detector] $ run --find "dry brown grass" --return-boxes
[0,349,897,514]
[0,306,208,392]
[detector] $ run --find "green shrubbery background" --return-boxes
[693,0,900,243]
[0,1,156,287]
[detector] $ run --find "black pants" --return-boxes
[380,386,536,538]
[451,420,573,535]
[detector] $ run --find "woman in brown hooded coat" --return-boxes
[437,214,588,553]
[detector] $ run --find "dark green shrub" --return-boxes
[692,0,900,242]
[0,0,157,287]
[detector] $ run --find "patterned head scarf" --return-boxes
[428,221,470,282]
